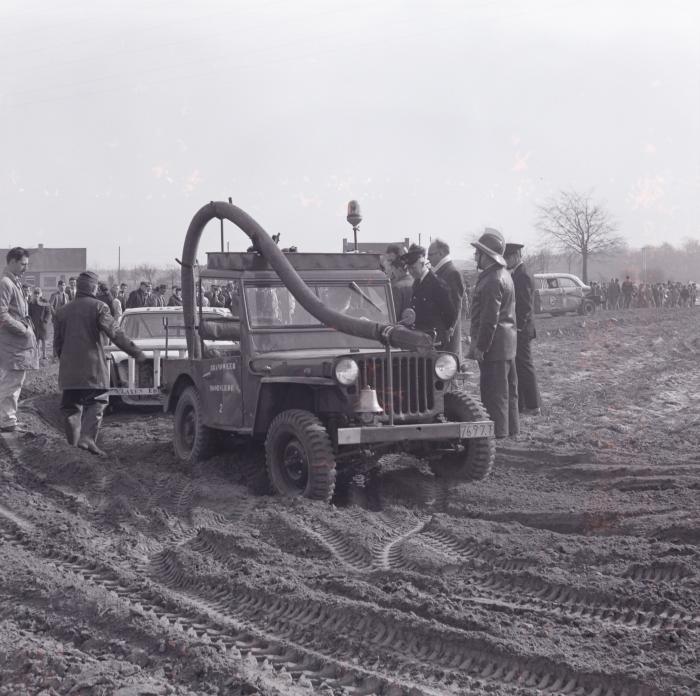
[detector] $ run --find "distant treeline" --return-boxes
[525,239,700,283]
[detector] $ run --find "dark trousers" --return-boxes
[60,389,109,446]
[479,359,519,438]
[515,334,540,411]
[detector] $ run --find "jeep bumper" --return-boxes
[337,420,494,445]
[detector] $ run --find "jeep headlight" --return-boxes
[335,358,359,386]
[435,353,458,380]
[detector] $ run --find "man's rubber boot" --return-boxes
[62,408,82,446]
[77,401,107,456]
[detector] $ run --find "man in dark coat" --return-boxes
[28,287,51,360]
[504,242,541,415]
[401,244,456,346]
[167,287,183,306]
[428,238,465,357]
[125,281,149,309]
[54,271,146,455]
[468,229,518,439]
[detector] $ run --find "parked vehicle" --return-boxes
[160,201,496,502]
[106,306,237,406]
[534,272,597,316]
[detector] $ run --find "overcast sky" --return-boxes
[1,0,699,267]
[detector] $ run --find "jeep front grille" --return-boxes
[356,355,434,417]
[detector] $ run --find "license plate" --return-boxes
[459,421,493,438]
[108,387,161,396]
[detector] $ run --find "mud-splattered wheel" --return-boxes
[579,299,596,316]
[173,386,215,464]
[441,390,495,481]
[265,409,336,501]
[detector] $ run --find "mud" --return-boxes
[1,307,698,695]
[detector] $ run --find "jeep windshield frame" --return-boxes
[242,278,392,353]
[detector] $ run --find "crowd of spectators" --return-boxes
[590,278,697,310]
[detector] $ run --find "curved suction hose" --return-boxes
[181,201,434,358]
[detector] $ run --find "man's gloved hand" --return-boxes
[135,351,148,364]
[466,345,484,362]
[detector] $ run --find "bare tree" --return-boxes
[132,263,158,283]
[535,190,624,283]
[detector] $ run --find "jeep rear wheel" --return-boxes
[173,386,215,464]
[265,409,336,501]
[441,390,495,481]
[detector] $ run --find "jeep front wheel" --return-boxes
[442,390,495,481]
[173,386,215,464]
[265,409,336,501]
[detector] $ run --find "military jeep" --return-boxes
[161,201,495,501]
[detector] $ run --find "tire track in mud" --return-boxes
[457,572,700,633]
[290,512,699,635]
[0,501,658,696]
[622,561,694,583]
[148,547,658,696]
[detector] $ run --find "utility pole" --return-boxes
[118,246,121,283]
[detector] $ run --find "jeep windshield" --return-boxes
[121,310,231,340]
[244,282,391,351]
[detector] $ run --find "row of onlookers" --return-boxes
[590,278,697,309]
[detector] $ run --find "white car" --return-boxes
[534,272,598,316]
[106,306,237,406]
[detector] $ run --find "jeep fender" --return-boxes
[253,379,338,437]
[164,374,195,413]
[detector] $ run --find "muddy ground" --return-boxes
[1,307,698,696]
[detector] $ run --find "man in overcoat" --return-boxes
[468,229,518,439]
[125,281,149,309]
[504,242,541,415]
[428,238,465,357]
[28,287,52,360]
[401,244,456,347]
[54,271,146,455]
[0,247,38,432]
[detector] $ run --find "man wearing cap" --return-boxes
[0,247,38,433]
[428,239,465,357]
[401,244,456,346]
[468,229,519,439]
[504,242,541,415]
[54,271,146,455]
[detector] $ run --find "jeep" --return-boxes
[161,201,495,501]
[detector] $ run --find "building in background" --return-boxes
[0,244,86,292]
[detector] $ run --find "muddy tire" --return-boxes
[442,390,495,481]
[265,409,336,501]
[580,299,596,316]
[173,386,215,464]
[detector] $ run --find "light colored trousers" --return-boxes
[0,368,25,427]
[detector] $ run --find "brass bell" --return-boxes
[355,386,383,413]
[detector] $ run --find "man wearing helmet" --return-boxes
[468,228,519,439]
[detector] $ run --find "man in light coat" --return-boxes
[428,238,465,358]
[54,271,146,455]
[0,247,38,432]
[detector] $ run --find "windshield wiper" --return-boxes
[348,282,383,313]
